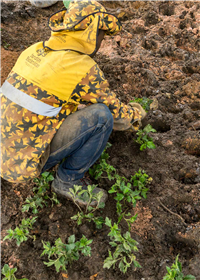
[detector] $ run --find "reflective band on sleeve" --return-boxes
[1,81,62,117]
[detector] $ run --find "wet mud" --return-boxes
[1,1,200,279]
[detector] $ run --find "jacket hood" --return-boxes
[44,0,122,55]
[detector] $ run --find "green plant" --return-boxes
[135,124,156,151]
[130,169,151,200]
[103,217,141,273]
[89,142,116,180]
[163,255,196,280]
[130,97,153,112]
[33,171,54,189]
[3,217,37,246]
[63,0,71,9]
[69,185,105,229]
[1,264,28,280]
[22,172,59,214]
[109,175,139,224]
[108,170,151,227]
[3,41,10,50]
[22,196,45,214]
[41,235,92,273]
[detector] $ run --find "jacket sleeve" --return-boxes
[69,64,142,131]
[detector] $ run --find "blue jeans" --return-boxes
[42,104,113,182]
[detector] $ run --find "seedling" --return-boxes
[135,124,156,151]
[130,169,151,200]
[89,142,116,180]
[3,41,10,50]
[22,196,45,214]
[109,175,140,224]
[33,171,55,191]
[130,97,153,112]
[163,255,196,280]
[1,264,28,280]
[41,235,92,273]
[22,172,59,214]
[3,217,37,246]
[109,170,151,226]
[89,159,116,180]
[103,217,141,273]
[69,185,105,229]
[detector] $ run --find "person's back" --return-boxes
[1,42,96,182]
[1,0,145,206]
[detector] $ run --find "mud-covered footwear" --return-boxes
[51,174,108,207]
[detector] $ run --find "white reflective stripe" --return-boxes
[1,81,62,117]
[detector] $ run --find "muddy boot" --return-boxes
[51,174,108,207]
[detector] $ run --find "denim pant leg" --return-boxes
[42,104,113,182]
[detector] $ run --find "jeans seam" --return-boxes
[78,118,112,173]
[50,125,97,157]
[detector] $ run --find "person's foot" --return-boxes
[51,174,108,207]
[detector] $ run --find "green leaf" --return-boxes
[115,193,124,201]
[108,188,116,194]
[41,171,49,178]
[143,124,156,133]
[109,241,117,247]
[105,217,112,227]
[119,260,125,273]
[103,256,117,269]
[68,235,75,244]
[98,202,105,209]
[123,242,131,251]
[2,264,12,275]
[140,143,146,151]
[183,276,196,280]
[48,174,55,181]
[63,0,71,9]
[133,259,141,268]
[147,141,156,149]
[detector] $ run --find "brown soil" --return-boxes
[1,1,200,280]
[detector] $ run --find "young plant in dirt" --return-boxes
[22,172,59,214]
[109,170,151,227]
[130,97,153,112]
[89,142,116,180]
[130,169,152,200]
[41,235,92,273]
[109,175,140,225]
[163,255,196,280]
[69,185,105,229]
[103,217,141,273]
[135,124,157,151]
[1,264,28,280]
[3,217,37,246]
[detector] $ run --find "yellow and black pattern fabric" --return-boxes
[1,71,75,182]
[70,64,142,129]
[1,1,139,183]
[48,0,122,35]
